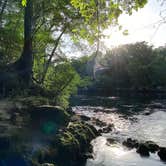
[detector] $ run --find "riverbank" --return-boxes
[0,97,100,166]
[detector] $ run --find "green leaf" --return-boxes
[22,0,26,6]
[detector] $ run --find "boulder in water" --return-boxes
[158,147,166,161]
[145,141,159,153]
[106,138,117,145]
[80,115,91,121]
[100,124,114,133]
[136,143,150,157]
[93,118,107,127]
[123,138,139,149]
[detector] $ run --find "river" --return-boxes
[71,94,166,166]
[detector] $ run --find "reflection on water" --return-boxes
[72,95,166,166]
[87,137,166,166]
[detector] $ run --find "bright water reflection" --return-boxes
[72,95,166,166]
[86,137,166,166]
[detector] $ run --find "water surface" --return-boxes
[72,95,166,166]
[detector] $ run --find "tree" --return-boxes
[1,0,148,92]
[19,0,147,83]
[18,0,33,85]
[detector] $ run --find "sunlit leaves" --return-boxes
[44,62,81,108]
[70,0,147,44]
[21,0,26,6]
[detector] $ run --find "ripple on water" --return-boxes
[72,98,166,166]
[86,137,166,166]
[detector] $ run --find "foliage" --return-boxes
[70,0,147,43]
[0,1,23,67]
[94,42,166,90]
[21,0,26,6]
[71,55,93,87]
[1,0,148,104]
[44,62,81,108]
[49,122,99,166]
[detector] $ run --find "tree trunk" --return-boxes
[18,0,33,86]
[40,28,66,84]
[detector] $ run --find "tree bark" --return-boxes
[18,0,33,85]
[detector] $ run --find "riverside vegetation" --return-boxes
[1,0,166,166]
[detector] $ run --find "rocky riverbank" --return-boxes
[0,97,100,166]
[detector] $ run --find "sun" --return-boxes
[101,0,165,48]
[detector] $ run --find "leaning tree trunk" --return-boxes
[0,0,33,95]
[17,0,33,86]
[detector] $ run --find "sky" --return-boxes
[102,0,166,48]
[61,0,166,58]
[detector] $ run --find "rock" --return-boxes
[101,124,114,133]
[143,111,151,115]
[123,138,139,149]
[145,141,159,153]
[80,115,91,121]
[106,138,117,145]
[40,122,100,166]
[29,105,70,128]
[136,143,150,157]
[93,119,107,127]
[83,152,93,159]
[98,129,103,133]
[158,147,166,161]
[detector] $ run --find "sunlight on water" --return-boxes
[73,96,166,166]
[87,137,166,166]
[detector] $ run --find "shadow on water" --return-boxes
[71,93,166,115]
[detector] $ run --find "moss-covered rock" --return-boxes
[35,122,100,166]
[29,105,70,127]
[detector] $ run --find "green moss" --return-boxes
[32,122,99,166]
[52,122,98,162]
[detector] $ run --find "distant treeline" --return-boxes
[72,42,166,93]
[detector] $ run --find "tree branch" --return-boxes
[40,26,66,83]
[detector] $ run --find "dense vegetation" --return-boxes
[0,0,147,107]
[72,42,166,93]
[95,42,166,91]
[1,1,166,166]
